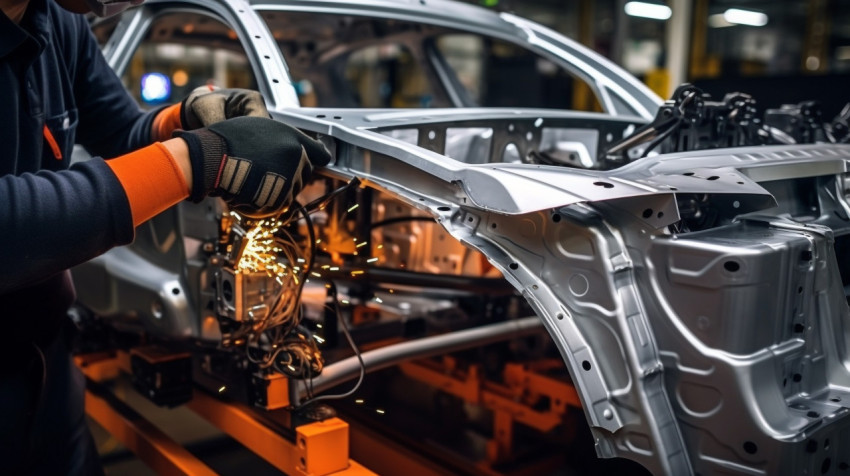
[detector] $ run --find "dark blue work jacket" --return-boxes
[0,0,158,345]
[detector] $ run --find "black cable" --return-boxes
[286,178,362,221]
[640,117,683,158]
[295,283,365,408]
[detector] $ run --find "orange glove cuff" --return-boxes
[151,103,183,142]
[106,142,190,226]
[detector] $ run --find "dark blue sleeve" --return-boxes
[61,11,159,157]
[0,159,134,294]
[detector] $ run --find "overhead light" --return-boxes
[723,8,768,27]
[708,13,734,28]
[140,73,171,104]
[624,2,672,21]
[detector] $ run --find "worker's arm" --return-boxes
[0,118,329,294]
[65,13,269,155]
[61,13,158,157]
[0,139,190,294]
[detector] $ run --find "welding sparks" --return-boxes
[374,297,383,304]
[236,217,289,283]
[355,399,364,404]
[367,257,378,263]
[347,204,359,213]
[356,241,368,248]
[376,409,386,414]
[351,270,364,276]
[314,335,325,344]
[218,386,227,393]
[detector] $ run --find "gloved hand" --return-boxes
[174,116,331,218]
[181,86,270,130]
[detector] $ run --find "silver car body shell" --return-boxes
[77,1,850,475]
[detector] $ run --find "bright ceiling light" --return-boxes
[723,8,768,27]
[708,13,734,28]
[624,2,672,21]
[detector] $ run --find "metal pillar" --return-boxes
[665,0,692,96]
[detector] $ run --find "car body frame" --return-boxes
[75,1,850,475]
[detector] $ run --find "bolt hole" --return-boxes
[593,181,614,189]
[824,458,833,474]
[807,439,819,453]
[467,216,474,222]
[642,208,653,218]
[581,360,591,371]
[838,461,848,470]
[657,211,664,218]
[300,457,306,467]
[793,373,802,383]
[172,288,180,295]
[801,250,813,261]
[707,176,719,181]
[831,397,841,402]
[798,286,803,294]
[808,411,820,418]
[222,280,233,302]
[743,441,758,454]
[509,263,518,270]
[437,206,450,212]
[552,214,561,223]
[491,223,497,229]
[272,79,279,83]
[794,323,806,333]
[557,313,564,320]
[825,439,830,450]
[724,261,741,272]
[683,172,695,176]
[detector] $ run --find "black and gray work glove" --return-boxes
[181,86,270,130]
[174,116,332,218]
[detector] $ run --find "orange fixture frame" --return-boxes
[77,352,375,476]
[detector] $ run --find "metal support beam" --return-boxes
[294,316,544,403]
[688,0,709,79]
[665,0,692,96]
[186,391,375,475]
[85,381,218,476]
[80,352,375,476]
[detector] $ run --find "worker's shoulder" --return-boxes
[44,2,100,70]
